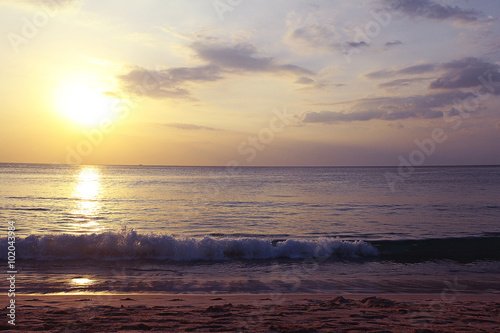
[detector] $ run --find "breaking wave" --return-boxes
[1,230,378,261]
[4,231,498,262]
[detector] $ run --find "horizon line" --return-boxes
[1,162,499,168]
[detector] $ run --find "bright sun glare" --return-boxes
[70,277,95,287]
[56,82,114,127]
[71,167,104,233]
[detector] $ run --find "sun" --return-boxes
[56,82,115,127]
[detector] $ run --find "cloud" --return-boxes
[378,77,431,88]
[288,24,370,55]
[346,41,368,48]
[398,64,438,75]
[341,57,500,126]
[116,41,313,99]
[366,63,436,79]
[355,90,472,111]
[295,76,315,84]
[166,65,222,82]
[429,57,500,90]
[385,40,403,47]
[302,108,442,123]
[296,81,346,92]
[366,58,500,92]
[290,25,339,50]
[383,0,484,23]
[117,66,219,100]
[191,42,313,75]
[301,90,474,124]
[163,123,219,131]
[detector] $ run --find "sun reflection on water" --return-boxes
[71,166,104,233]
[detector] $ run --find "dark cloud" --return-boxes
[163,123,219,131]
[302,91,473,124]
[366,63,436,79]
[346,41,369,48]
[289,25,370,55]
[398,64,437,75]
[302,108,442,123]
[429,57,500,90]
[297,81,346,91]
[192,42,313,75]
[166,65,221,82]
[383,0,484,23]
[365,69,392,79]
[116,41,313,99]
[304,56,499,127]
[378,77,430,88]
[303,110,383,123]
[117,66,218,100]
[338,41,370,58]
[367,58,500,92]
[385,40,403,47]
[363,91,473,110]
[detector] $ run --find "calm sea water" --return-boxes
[1,163,499,294]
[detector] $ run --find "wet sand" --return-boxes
[4,293,499,332]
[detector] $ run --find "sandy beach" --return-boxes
[4,293,499,332]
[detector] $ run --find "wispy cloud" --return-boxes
[117,65,220,100]
[302,108,443,123]
[295,76,315,84]
[191,42,313,75]
[385,40,403,48]
[382,0,485,24]
[301,90,474,124]
[163,123,219,131]
[308,57,500,126]
[366,63,436,79]
[429,57,500,90]
[116,40,313,99]
[289,24,338,51]
[288,24,370,55]
[366,57,500,92]
[378,77,431,89]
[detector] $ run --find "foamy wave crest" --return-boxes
[2,231,378,261]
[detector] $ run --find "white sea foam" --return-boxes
[4,230,379,261]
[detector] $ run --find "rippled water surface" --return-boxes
[1,163,499,294]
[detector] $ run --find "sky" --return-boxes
[1,0,500,166]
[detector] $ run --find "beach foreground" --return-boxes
[6,294,499,332]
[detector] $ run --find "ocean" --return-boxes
[1,163,499,295]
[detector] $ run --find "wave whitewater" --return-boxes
[4,231,499,262]
[2,231,378,261]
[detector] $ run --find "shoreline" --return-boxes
[6,293,499,332]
